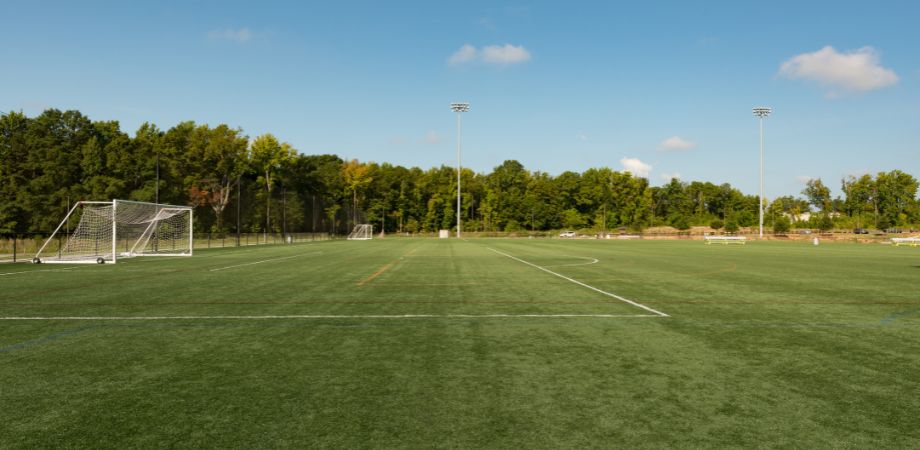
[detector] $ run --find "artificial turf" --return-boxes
[1,238,918,448]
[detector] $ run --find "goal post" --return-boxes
[347,224,373,240]
[33,200,193,264]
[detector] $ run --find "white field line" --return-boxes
[0,267,81,276]
[209,251,323,272]
[487,247,669,317]
[545,256,599,268]
[0,314,661,321]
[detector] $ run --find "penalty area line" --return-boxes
[209,251,323,272]
[487,247,669,317]
[0,314,663,321]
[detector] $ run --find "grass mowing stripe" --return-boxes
[486,246,670,317]
[208,251,323,272]
[0,314,661,320]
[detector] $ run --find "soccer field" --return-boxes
[1,238,919,447]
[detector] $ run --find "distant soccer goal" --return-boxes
[347,224,374,240]
[34,200,193,264]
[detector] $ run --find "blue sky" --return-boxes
[2,0,918,198]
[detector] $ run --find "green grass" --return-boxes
[1,238,919,448]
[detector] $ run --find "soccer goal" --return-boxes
[33,200,193,264]
[347,224,373,240]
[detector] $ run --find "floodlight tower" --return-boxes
[451,102,470,238]
[753,106,772,239]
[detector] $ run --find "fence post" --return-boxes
[12,236,16,263]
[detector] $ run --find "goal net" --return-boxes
[34,200,193,264]
[347,224,373,240]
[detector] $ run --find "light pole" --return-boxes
[450,102,469,238]
[753,106,772,238]
[155,150,159,206]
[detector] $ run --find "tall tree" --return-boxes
[802,178,832,213]
[186,124,249,230]
[250,134,295,233]
[341,159,374,230]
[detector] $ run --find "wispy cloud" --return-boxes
[448,44,478,65]
[779,46,899,97]
[207,27,252,43]
[447,43,531,66]
[577,132,588,142]
[659,136,696,151]
[796,175,815,184]
[476,17,496,30]
[620,157,652,178]
[421,130,441,145]
[660,172,681,182]
[481,44,531,65]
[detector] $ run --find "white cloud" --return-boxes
[421,130,441,145]
[577,132,588,141]
[620,157,652,178]
[448,44,478,65]
[481,44,531,65]
[207,27,252,43]
[779,46,899,96]
[660,172,681,182]
[448,43,531,66]
[796,175,815,184]
[659,136,696,151]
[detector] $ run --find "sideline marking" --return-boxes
[487,247,669,317]
[0,267,81,276]
[209,251,322,272]
[0,314,661,321]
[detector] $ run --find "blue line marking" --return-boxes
[0,326,99,354]
[880,308,920,325]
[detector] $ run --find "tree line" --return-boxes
[2,109,919,235]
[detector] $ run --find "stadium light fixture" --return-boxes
[753,106,772,239]
[451,102,470,238]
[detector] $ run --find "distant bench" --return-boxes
[704,236,747,245]
[891,237,920,247]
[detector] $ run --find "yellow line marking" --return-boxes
[357,245,422,286]
[358,262,394,286]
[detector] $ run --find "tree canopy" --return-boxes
[2,109,918,235]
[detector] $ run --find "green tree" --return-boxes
[250,134,295,234]
[341,159,374,230]
[875,170,919,228]
[773,215,791,233]
[185,125,249,231]
[803,178,832,212]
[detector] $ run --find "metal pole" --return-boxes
[759,115,764,238]
[450,102,469,238]
[282,187,287,243]
[155,151,159,206]
[457,111,462,239]
[753,107,771,239]
[236,175,241,247]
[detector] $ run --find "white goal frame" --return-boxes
[34,200,194,264]
[347,224,373,240]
